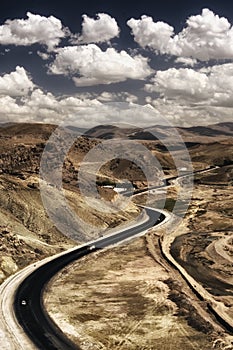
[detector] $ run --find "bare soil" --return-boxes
[44,236,214,350]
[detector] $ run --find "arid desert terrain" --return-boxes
[0,122,233,349]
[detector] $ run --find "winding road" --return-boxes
[0,165,228,349]
[0,207,165,350]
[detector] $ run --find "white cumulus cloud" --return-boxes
[127,15,174,54]
[75,13,120,44]
[49,44,153,86]
[0,66,35,96]
[0,73,232,127]
[145,68,209,101]
[128,9,233,61]
[0,87,151,127]
[145,63,233,124]
[0,12,68,51]
[146,64,233,106]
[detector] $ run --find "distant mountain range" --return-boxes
[1,121,232,143]
[84,122,233,140]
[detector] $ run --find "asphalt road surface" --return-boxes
[14,208,165,350]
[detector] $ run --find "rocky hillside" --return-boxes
[0,121,232,283]
[0,123,141,283]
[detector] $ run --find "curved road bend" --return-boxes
[14,208,165,350]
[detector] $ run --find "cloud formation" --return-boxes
[0,66,155,126]
[49,44,153,86]
[145,97,225,127]
[146,64,233,107]
[175,57,198,67]
[146,68,209,101]
[0,66,34,96]
[96,91,138,103]
[0,88,154,127]
[128,9,233,61]
[76,13,120,43]
[0,9,233,127]
[144,63,233,125]
[0,65,232,127]
[127,15,174,54]
[37,51,50,60]
[0,12,67,50]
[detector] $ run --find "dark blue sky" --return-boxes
[1,0,233,28]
